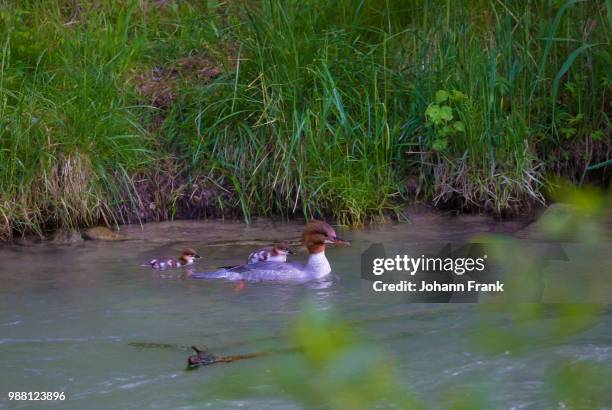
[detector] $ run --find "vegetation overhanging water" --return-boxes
[0,0,610,240]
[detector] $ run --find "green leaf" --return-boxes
[425,104,440,117]
[440,105,453,121]
[450,90,468,102]
[432,138,448,151]
[605,0,612,32]
[494,77,511,95]
[591,130,604,141]
[425,104,442,124]
[435,90,449,104]
[568,113,584,125]
[560,127,577,139]
[439,125,453,137]
[564,82,578,96]
[552,44,598,120]
[530,0,582,103]
[453,121,465,132]
[586,158,612,171]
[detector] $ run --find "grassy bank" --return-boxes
[0,0,610,239]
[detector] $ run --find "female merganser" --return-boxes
[191,221,349,282]
[247,243,294,264]
[146,248,201,269]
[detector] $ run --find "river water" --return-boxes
[1,213,611,409]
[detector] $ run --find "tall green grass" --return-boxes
[171,1,409,224]
[0,2,152,239]
[167,0,610,217]
[0,0,610,238]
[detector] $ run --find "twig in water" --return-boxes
[186,345,298,370]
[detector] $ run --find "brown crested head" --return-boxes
[181,248,201,259]
[302,220,350,254]
[272,243,294,256]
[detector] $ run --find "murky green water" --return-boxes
[1,215,611,409]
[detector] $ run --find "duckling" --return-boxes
[247,243,294,264]
[146,248,201,269]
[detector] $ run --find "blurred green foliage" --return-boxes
[549,361,612,408]
[475,184,611,407]
[213,304,424,409]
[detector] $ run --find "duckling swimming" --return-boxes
[247,243,294,264]
[146,248,201,269]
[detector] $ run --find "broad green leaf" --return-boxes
[432,138,448,151]
[425,104,441,124]
[435,90,449,104]
[440,105,453,121]
[450,90,468,101]
[453,121,465,132]
[439,125,453,137]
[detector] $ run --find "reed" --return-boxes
[0,0,609,238]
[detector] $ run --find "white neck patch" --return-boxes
[305,251,331,278]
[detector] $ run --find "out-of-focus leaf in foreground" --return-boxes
[548,360,612,408]
[210,304,424,409]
